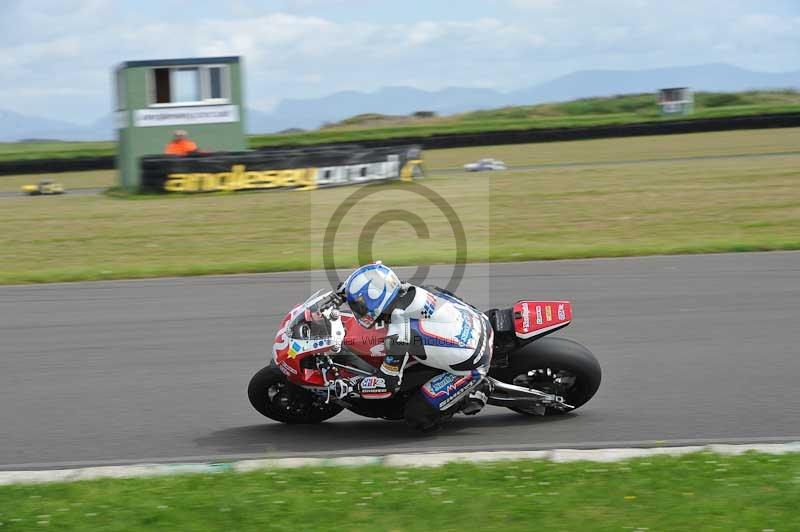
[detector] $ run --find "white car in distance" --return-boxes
[464,158,507,171]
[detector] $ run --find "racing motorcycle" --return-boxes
[248,287,601,427]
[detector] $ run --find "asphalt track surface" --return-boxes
[2,252,799,470]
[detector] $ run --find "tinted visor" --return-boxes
[348,296,376,328]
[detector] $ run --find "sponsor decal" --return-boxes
[514,301,572,338]
[134,104,239,127]
[144,145,424,193]
[287,340,303,359]
[421,293,437,319]
[429,373,458,394]
[521,302,531,332]
[316,160,401,187]
[360,376,386,390]
[439,381,474,410]
[422,372,477,410]
[160,159,424,193]
[380,361,401,376]
[165,164,316,193]
[279,361,297,376]
[455,312,474,347]
[359,376,391,399]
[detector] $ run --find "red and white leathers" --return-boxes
[343,282,493,415]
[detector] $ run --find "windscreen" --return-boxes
[288,289,335,340]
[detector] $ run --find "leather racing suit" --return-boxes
[338,282,493,429]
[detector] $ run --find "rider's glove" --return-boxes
[331,283,346,307]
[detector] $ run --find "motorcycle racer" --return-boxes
[331,262,492,430]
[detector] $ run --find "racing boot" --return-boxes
[460,378,490,415]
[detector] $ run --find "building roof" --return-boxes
[117,56,240,70]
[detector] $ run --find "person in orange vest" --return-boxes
[164,130,198,156]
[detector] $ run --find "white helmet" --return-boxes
[343,262,401,328]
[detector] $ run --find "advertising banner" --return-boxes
[139,145,424,193]
[133,105,240,128]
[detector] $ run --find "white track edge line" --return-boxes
[1,442,799,485]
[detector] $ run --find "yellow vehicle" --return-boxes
[21,179,65,196]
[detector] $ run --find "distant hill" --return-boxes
[2,63,800,141]
[248,64,800,133]
[0,110,114,143]
[245,86,504,133]
[504,64,800,106]
[317,90,800,132]
[0,110,85,142]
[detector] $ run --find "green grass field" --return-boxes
[0,140,114,162]
[0,453,797,531]
[1,128,798,284]
[1,90,799,161]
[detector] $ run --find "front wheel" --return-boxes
[491,337,601,416]
[247,365,344,424]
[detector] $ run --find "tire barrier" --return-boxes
[139,145,424,193]
[352,111,800,150]
[3,111,800,176]
[0,156,114,176]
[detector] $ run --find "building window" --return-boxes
[174,68,200,102]
[153,68,171,104]
[209,67,224,99]
[150,65,230,106]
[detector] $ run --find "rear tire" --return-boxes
[248,365,344,424]
[491,337,601,415]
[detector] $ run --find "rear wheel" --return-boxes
[491,337,601,415]
[247,365,343,424]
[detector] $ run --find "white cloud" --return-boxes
[2,1,799,122]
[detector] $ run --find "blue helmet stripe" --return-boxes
[344,263,401,327]
[349,279,387,310]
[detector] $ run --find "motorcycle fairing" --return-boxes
[273,305,388,387]
[513,300,572,339]
[340,313,388,360]
[274,308,329,386]
[421,369,482,411]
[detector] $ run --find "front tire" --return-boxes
[248,365,344,424]
[491,337,601,415]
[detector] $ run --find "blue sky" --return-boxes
[3,0,799,123]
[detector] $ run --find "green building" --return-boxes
[114,56,247,189]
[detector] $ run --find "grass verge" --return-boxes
[0,452,797,531]
[1,128,799,284]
